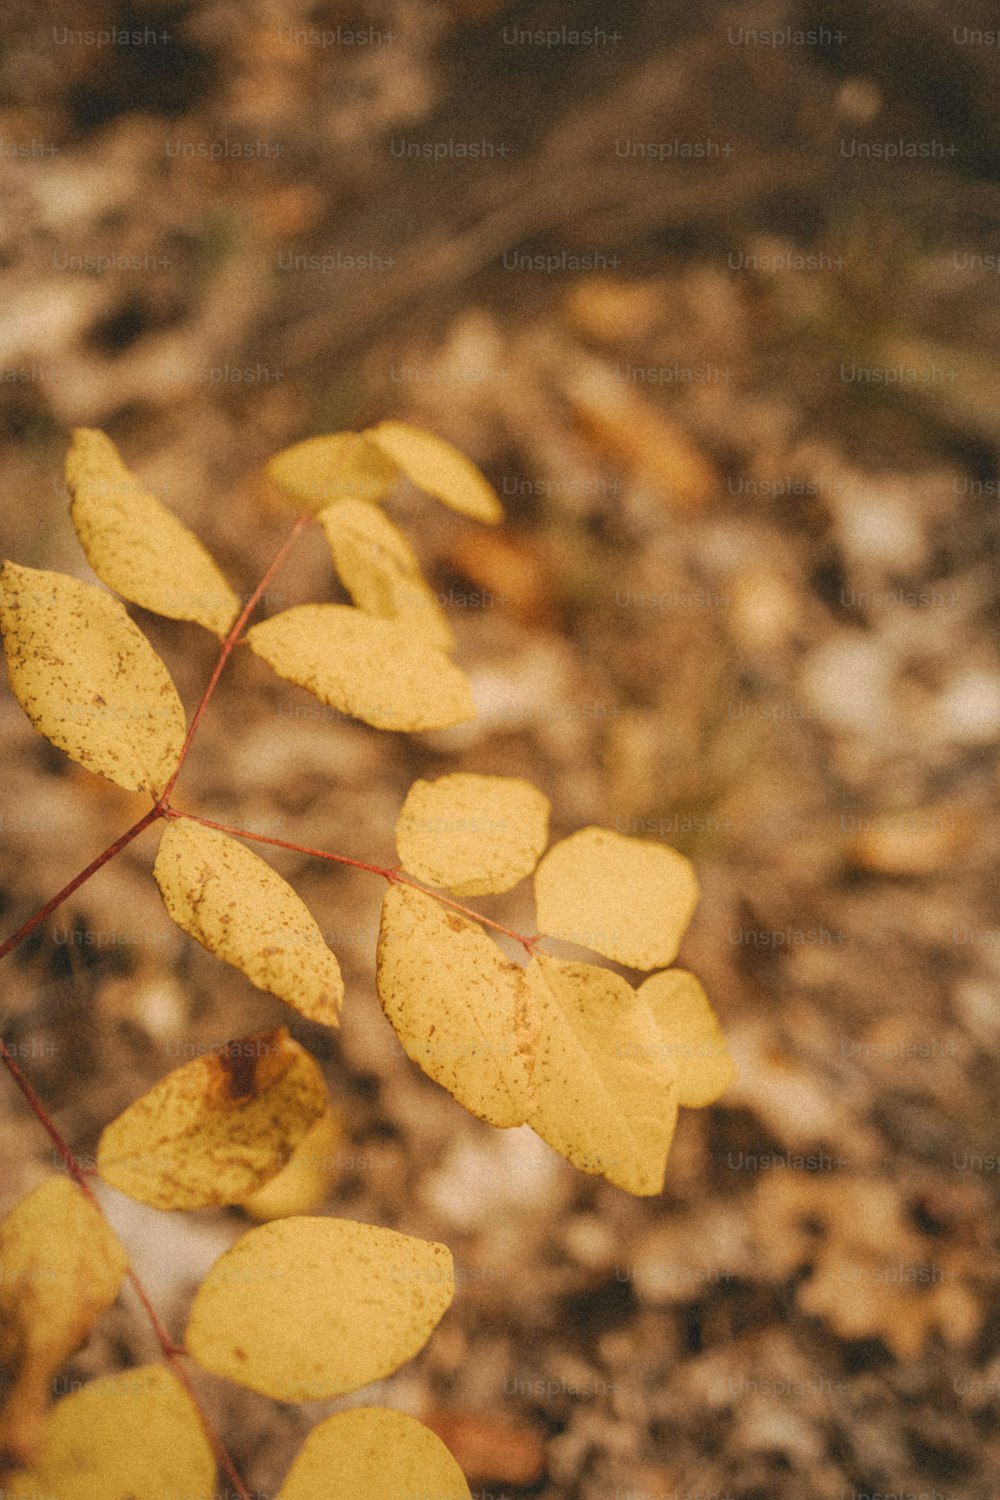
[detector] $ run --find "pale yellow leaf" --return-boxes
[376,883,537,1127]
[395,773,550,896]
[4,1365,216,1500]
[534,826,699,969]
[66,428,240,637]
[96,1028,328,1211]
[239,1104,341,1220]
[0,1178,128,1466]
[185,1217,454,1400]
[153,820,343,1025]
[246,605,475,731]
[266,432,400,512]
[278,1407,471,1500]
[525,954,678,1196]
[0,563,186,794]
[637,968,735,1107]
[367,420,503,523]
[319,498,453,650]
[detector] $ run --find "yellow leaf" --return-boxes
[0,1178,127,1466]
[185,1217,454,1400]
[637,968,735,1107]
[367,420,503,523]
[376,883,537,1128]
[0,563,186,794]
[395,773,550,896]
[96,1028,328,1211]
[266,432,400,512]
[4,1365,216,1500]
[319,498,453,650]
[525,954,678,1196]
[278,1407,471,1500]
[153,820,343,1025]
[534,826,699,970]
[66,428,240,637]
[239,1104,341,1221]
[246,605,475,731]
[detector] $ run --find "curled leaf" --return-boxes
[0,1178,127,1467]
[246,605,475,732]
[395,773,550,896]
[266,432,400,512]
[367,420,503,523]
[3,1366,216,1500]
[239,1104,342,1221]
[376,883,537,1127]
[0,563,186,794]
[534,826,699,970]
[153,820,343,1025]
[278,1407,471,1500]
[185,1217,454,1400]
[96,1029,329,1210]
[525,954,678,1196]
[319,498,453,650]
[66,427,240,637]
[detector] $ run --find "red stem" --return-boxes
[172,809,540,955]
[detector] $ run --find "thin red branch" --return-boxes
[158,510,312,805]
[172,810,540,955]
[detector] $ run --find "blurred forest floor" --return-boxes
[1,1,1000,1497]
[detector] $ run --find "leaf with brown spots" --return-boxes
[376,883,538,1128]
[0,563,187,794]
[96,1029,329,1211]
[185,1218,454,1400]
[153,820,343,1025]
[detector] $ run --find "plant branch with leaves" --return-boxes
[0,423,735,1499]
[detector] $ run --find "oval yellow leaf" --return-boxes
[239,1104,341,1221]
[246,605,475,732]
[319,498,453,650]
[0,563,186,794]
[376,883,537,1128]
[395,773,550,896]
[525,954,678,1196]
[4,1366,216,1500]
[185,1217,454,1400]
[96,1029,329,1211]
[366,420,503,523]
[266,432,400,512]
[637,968,736,1107]
[153,820,343,1025]
[278,1407,471,1500]
[534,826,699,970]
[66,428,240,637]
[0,1178,128,1466]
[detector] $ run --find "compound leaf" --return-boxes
[3,1366,216,1500]
[66,427,240,637]
[278,1407,471,1500]
[0,1178,128,1466]
[534,826,699,970]
[153,820,343,1026]
[266,432,400,512]
[0,563,186,794]
[395,773,550,896]
[376,883,537,1128]
[637,968,736,1107]
[319,498,453,650]
[245,605,475,732]
[96,1029,329,1211]
[185,1217,454,1400]
[366,421,503,523]
[525,954,678,1196]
